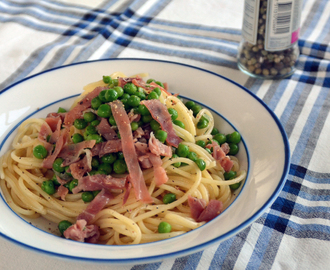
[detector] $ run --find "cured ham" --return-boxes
[69,149,93,179]
[63,219,100,243]
[57,185,68,201]
[72,174,126,194]
[141,99,181,147]
[64,86,108,126]
[96,117,117,140]
[188,195,222,222]
[148,132,172,157]
[110,100,153,203]
[59,140,96,167]
[148,153,168,186]
[91,139,122,157]
[206,141,233,172]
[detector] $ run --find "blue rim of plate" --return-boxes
[0,58,290,264]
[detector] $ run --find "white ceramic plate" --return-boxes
[0,58,290,264]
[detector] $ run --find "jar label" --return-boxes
[242,0,260,45]
[265,0,303,51]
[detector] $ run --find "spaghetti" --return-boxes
[0,73,246,245]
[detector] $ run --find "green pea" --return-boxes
[213,133,227,145]
[71,133,83,144]
[196,140,206,148]
[123,83,137,95]
[171,154,181,168]
[91,119,100,127]
[57,107,67,113]
[98,163,112,174]
[136,88,146,100]
[82,191,94,202]
[105,89,118,102]
[98,90,108,102]
[205,148,212,154]
[53,158,64,173]
[58,220,72,235]
[131,121,139,131]
[86,134,103,144]
[83,112,96,123]
[191,105,202,116]
[117,152,124,160]
[85,125,97,135]
[227,131,241,144]
[155,81,164,88]
[176,143,189,157]
[101,153,117,164]
[168,108,178,120]
[113,159,127,174]
[147,91,159,100]
[146,78,155,83]
[68,179,78,193]
[211,127,219,135]
[113,79,119,86]
[155,130,167,143]
[33,145,48,159]
[103,75,112,84]
[229,143,239,155]
[138,104,150,116]
[41,180,56,195]
[229,182,241,190]
[163,193,176,204]
[185,100,195,109]
[127,95,141,108]
[91,97,102,110]
[152,87,161,96]
[113,86,124,97]
[91,157,100,168]
[97,104,112,118]
[93,190,101,197]
[224,170,237,180]
[74,119,88,130]
[142,115,153,123]
[173,119,185,129]
[197,116,209,129]
[158,221,171,233]
[187,151,198,162]
[109,115,116,126]
[150,119,161,131]
[195,158,206,171]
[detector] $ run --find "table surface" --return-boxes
[0,0,329,269]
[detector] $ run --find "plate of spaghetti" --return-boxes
[0,58,289,264]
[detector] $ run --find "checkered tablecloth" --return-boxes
[0,0,329,269]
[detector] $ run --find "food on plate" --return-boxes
[0,73,246,245]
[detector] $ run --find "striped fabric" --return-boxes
[0,0,329,269]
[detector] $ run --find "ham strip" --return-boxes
[96,118,117,140]
[38,122,53,153]
[63,219,100,243]
[141,99,181,147]
[72,174,126,194]
[59,140,96,167]
[188,195,222,222]
[42,128,69,169]
[64,86,108,126]
[148,132,172,157]
[69,149,93,180]
[206,141,233,172]
[110,100,153,203]
[148,153,168,186]
[91,139,122,157]
[57,185,69,201]
[77,189,113,223]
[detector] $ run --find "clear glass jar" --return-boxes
[237,0,301,79]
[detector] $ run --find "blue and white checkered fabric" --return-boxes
[0,0,329,269]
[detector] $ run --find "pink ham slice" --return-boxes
[64,86,108,127]
[148,132,172,157]
[148,153,168,186]
[77,189,113,223]
[141,99,181,147]
[38,122,53,153]
[110,100,153,203]
[188,195,222,222]
[206,141,233,172]
[69,149,93,179]
[42,128,69,169]
[91,139,122,157]
[57,185,69,201]
[72,174,126,194]
[63,219,100,243]
[96,117,117,140]
[58,140,96,167]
